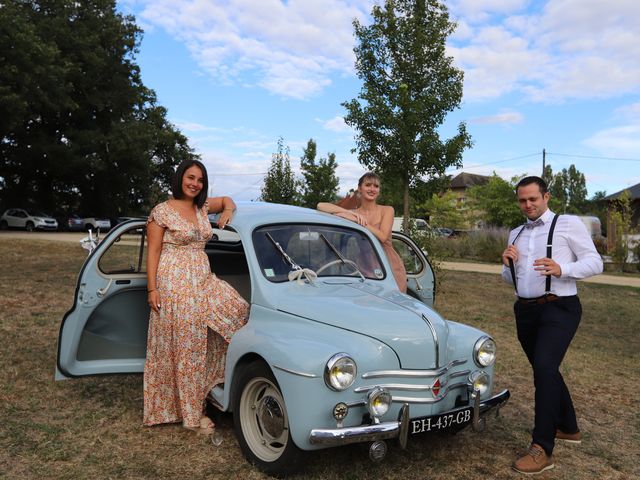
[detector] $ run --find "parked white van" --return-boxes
[392,217,429,232]
[577,215,602,239]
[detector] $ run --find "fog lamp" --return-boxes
[469,371,490,396]
[366,386,392,418]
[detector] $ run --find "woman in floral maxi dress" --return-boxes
[144,160,249,434]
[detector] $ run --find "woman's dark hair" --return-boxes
[516,176,548,194]
[171,159,209,208]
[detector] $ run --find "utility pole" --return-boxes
[542,148,546,176]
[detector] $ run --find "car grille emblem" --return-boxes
[432,378,441,396]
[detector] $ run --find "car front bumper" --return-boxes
[309,388,510,448]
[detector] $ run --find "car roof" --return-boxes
[230,201,357,232]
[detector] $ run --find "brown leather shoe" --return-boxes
[512,443,554,474]
[556,429,582,444]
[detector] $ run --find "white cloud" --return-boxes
[613,102,640,121]
[175,121,223,132]
[133,0,373,99]
[582,124,640,157]
[320,116,353,133]
[450,0,640,103]
[471,110,524,125]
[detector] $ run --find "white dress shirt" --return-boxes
[502,209,603,298]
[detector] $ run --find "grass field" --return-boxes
[1,239,639,479]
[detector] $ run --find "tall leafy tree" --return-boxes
[467,174,524,228]
[543,164,587,214]
[260,138,298,205]
[417,190,465,228]
[342,0,472,230]
[0,0,197,215]
[299,139,340,209]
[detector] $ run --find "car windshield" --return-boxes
[28,211,49,217]
[252,224,385,283]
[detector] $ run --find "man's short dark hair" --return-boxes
[516,176,548,194]
[171,159,209,208]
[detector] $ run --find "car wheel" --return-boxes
[211,233,219,241]
[232,360,305,476]
[0,220,8,230]
[85,224,95,231]
[25,221,35,232]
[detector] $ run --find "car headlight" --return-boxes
[469,371,490,396]
[324,353,357,391]
[366,386,392,418]
[473,336,496,367]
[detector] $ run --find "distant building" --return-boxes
[603,182,640,251]
[449,172,491,207]
[449,172,491,229]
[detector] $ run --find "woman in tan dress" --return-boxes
[144,159,249,434]
[318,172,407,293]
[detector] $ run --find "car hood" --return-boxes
[274,280,448,369]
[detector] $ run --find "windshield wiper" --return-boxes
[319,233,365,281]
[265,232,302,271]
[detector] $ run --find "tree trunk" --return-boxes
[403,175,410,232]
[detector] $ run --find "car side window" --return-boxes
[392,237,424,275]
[98,227,148,275]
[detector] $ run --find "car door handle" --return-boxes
[96,279,113,297]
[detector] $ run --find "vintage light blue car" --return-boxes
[57,202,509,476]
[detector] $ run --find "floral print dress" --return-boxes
[143,201,249,428]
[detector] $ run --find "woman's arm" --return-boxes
[146,220,165,313]
[317,202,367,226]
[366,205,394,243]
[207,196,236,228]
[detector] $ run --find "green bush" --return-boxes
[418,228,509,263]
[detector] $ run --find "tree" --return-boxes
[417,190,465,228]
[542,164,587,214]
[467,174,524,228]
[0,0,197,215]
[587,190,608,235]
[260,138,299,205]
[299,139,340,208]
[342,0,472,231]
[609,189,635,272]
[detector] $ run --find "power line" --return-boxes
[547,152,640,163]
[461,152,540,170]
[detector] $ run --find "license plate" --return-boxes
[409,406,473,435]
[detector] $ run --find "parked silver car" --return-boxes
[82,216,111,232]
[57,203,509,476]
[0,208,58,231]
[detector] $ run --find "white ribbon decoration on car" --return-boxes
[288,268,318,285]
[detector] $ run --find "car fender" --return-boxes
[223,304,400,450]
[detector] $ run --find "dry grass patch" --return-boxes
[0,239,638,479]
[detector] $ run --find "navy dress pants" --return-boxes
[514,296,582,456]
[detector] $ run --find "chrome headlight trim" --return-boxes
[473,336,496,367]
[324,353,357,391]
[469,370,490,396]
[366,386,392,418]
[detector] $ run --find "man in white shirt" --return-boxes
[501,176,603,474]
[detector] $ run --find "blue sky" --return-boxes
[119,0,640,201]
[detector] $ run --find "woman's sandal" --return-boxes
[185,416,215,435]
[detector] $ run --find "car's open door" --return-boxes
[392,232,435,307]
[56,220,150,380]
